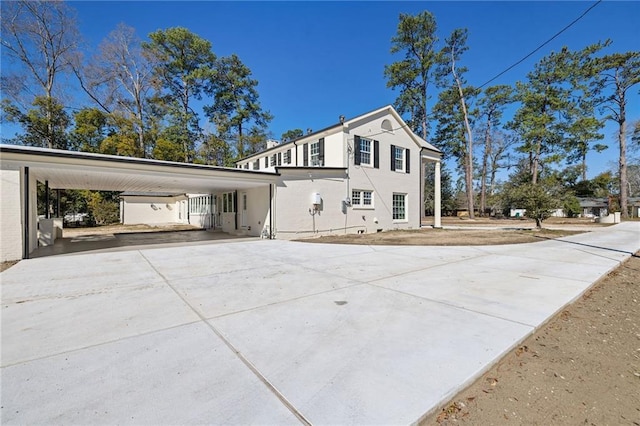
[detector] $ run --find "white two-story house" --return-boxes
[236,105,442,238]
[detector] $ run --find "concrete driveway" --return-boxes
[2,222,638,425]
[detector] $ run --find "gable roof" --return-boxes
[236,105,441,162]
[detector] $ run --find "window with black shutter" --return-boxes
[318,138,325,166]
[303,143,309,166]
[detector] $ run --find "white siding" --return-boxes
[1,168,23,261]
[323,132,345,167]
[121,195,186,225]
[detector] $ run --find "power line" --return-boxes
[478,0,602,89]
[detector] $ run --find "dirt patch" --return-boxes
[1,260,19,272]
[63,223,200,238]
[420,253,640,425]
[298,228,583,246]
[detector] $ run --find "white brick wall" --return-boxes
[1,168,23,261]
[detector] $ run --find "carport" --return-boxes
[0,144,278,261]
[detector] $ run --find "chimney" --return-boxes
[266,139,280,149]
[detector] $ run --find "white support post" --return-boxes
[434,160,442,228]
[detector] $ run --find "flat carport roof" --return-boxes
[0,144,278,193]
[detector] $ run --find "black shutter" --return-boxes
[277,152,282,166]
[318,138,325,166]
[303,143,308,166]
[287,149,291,164]
[405,148,410,174]
[390,144,396,171]
[354,136,361,165]
[264,157,268,168]
[373,140,379,169]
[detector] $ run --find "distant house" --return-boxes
[578,198,608,218]
[629,197,640,218]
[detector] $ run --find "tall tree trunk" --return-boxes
[183,82,190,162]
[135,92,145,157]
[619,114,628,219]
[452,62,475,219]
[480,118,491,216]
[532,144,541,185]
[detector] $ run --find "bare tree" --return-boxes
[477,85,513,215]
[440,28,476,218]
[1,0,79,148]
[75,23,155,157]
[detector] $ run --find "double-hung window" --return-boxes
[392,193,407,220]
[352,190,373,208]
[359,138,371,165]
[390,145,410,173]
[310,141,320,166]
[394,146,404,171]
[354,135,379,168]
[270,154,276,167]
[304,138,324,166]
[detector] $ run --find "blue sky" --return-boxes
[8,1,640,180]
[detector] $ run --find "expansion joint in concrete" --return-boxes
[139,251,312,426]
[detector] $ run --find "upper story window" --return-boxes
[270,154,276,167]
[390,144,410,174]
[310,141,320,166]
[253,160,260,170]
[303,138,324,166]
[394,146,404,171]
[354,135,379,168]
[284,149,291,164]
[360,138,371,165]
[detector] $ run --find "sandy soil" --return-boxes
[420,253,640,426]
[62,223,200,237]
[300,227,583,246]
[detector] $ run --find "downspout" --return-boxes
[45,180,50,219]
[293,141,298,166]
[23,167,30,259]
[234,190,238,230]
[269,183,273,239]
[345,133,351,233]
[419,148,424,225]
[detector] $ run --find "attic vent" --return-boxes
[381,119,393,132]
